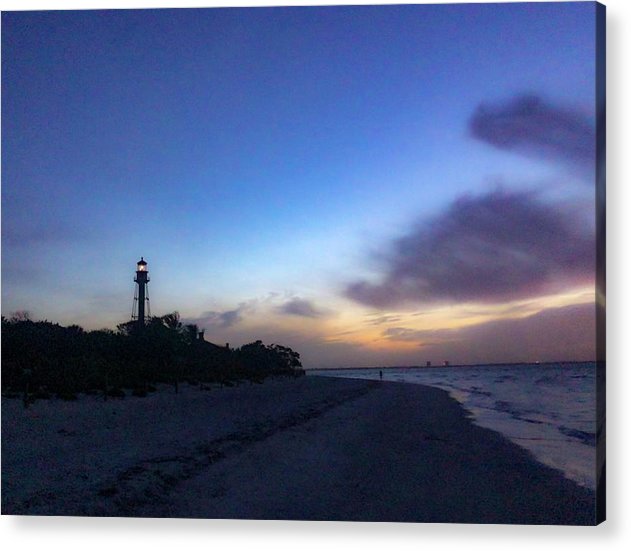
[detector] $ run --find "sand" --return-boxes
[1,376,595,524]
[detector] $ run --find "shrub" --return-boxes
[57,392,78,401]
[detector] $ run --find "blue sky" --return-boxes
[2,3,599,367]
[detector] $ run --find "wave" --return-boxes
[558,426,596,447]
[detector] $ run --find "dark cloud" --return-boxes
[469,94,595,171]
[217,309,242,327]
[189,307,245,329]
[345,189,594,309]
[382,302,596,364]
[278,298,328,318]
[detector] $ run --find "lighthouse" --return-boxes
[131,257,151,326]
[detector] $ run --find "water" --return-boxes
[310,362,597,490]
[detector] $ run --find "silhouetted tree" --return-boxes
[1,312,304,401]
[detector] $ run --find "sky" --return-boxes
[2,2,600,368]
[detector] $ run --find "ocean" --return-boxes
[309,362,597,490]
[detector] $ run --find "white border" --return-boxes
[1,0,629,549]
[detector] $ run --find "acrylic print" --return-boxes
[1,2,605,525]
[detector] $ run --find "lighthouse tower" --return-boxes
[131,257,151,326]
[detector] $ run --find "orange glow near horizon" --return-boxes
[317,286,595,352]
[165,285,595,366]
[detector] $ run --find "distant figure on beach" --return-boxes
[379,370,383,380]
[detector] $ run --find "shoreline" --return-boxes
[309,366,598,491]
[1,376,596,524]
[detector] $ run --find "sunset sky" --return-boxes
[2,2,599,367]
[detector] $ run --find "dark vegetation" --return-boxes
[1,312,304,406]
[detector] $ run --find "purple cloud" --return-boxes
[189,307,246,329]
[469,94,595,171]
[278,298,328,318]
[345,189,594,308]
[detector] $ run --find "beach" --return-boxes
[1,376,595,524]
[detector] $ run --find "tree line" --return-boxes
[1,312,304,405]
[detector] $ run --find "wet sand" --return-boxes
[1,376,595,524]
